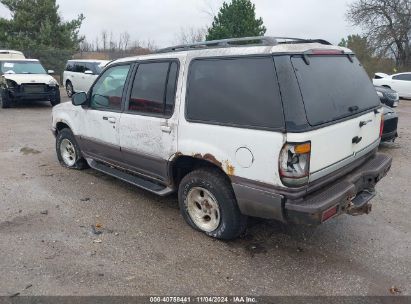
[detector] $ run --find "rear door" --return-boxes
[288,54,381,179]
[118,60,180,183]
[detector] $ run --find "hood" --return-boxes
[374,85,396,94]
[2,73,58,85]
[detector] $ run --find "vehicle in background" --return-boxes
[63,60,109,97]
[0,50,25,60]
[374,85,399,108]
[373,72,411,98]
[52,37,392,240]
[381,104,399,143]
[0,59,60,108]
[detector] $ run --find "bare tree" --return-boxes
[347,0,411,68]
[94,36,100,51]
[121,31,131,50]
[175,27,207,44]
[101,30,108,51]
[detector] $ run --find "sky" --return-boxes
[0,0,360,48]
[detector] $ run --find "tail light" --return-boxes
[279,142,311,187]
[380,114,384,138]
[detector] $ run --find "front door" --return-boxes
[118,60,181,183]
[79,64,131,165]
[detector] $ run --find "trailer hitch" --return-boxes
[346,189,375,216]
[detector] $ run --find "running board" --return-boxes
[88,159,174,196]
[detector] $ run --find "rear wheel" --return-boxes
[178,168,247,240]
[66,81,74,98]
[56,128,88,170]
[0,90,12,108]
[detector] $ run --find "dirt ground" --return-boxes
[0,94,410,296]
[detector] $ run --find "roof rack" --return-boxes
[155,36,332,54]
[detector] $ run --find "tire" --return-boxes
[56,128,88,170]
[50,89,61,107]
[66,81,74,98]
[0,90,12,108]
[178,168,247,240]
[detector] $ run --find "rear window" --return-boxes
[186,57,284,130]
[291,55,380,126]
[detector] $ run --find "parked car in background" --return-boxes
[0,50,25,59]
[381,104,399,142]
[374,85,399,108]
[63,60,109,97]
[373,72,411,98]
[0,59,60,108]
[52,37,392,240]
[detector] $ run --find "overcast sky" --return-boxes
[0,0,360,48]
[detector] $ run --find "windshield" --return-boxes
[0,61,47,74]
[95,63,106,74]
[291,55,380,126]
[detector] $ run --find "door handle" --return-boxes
[161,125,172,134]
[103,116,116,124]
[352,136,363,144]
[359,119,372,127]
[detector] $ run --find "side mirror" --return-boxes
[84,70,94,75]
[72,92,87,106]
[48,70,55,74]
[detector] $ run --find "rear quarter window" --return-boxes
[186,56,284,130]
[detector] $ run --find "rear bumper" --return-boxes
[285,153,392,225]
[232,152,392,225]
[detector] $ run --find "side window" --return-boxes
[165,62,178,117]
[186,57,284,129]
[90,64,131,111]
[393,74,411,81]
[74,63,86,73]
[65,62,73,72]
[128,61,178,117]
[85,63,96,74]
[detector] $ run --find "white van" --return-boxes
[63,60,109,97]
[0,50,25,60]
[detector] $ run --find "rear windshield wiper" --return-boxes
[348,105,359,112]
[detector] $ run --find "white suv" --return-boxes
[63,60,109,97]
[52,37,392,240]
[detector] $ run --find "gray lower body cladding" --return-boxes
[232,152,392,225]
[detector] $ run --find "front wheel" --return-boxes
[66,81,74,98]
[56,128,88,170]
[0,90,12,108]
[50,89,61,107]
[178,168,247,240]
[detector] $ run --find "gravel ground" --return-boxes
[0,94,410,296]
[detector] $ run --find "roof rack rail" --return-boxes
[155,36,332,53]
